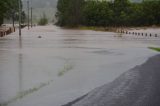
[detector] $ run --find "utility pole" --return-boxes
[27,0,30,30]
[19,0,22,36]
[31,7,33,28]
[12,11,15,28]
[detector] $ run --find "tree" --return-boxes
[0,0,21,26]
[83,0,114,26]
[141,0,160,25]
[56,0,85,27]
[113,0,131,26]
[55,0,160,27]
[0,0,9,25]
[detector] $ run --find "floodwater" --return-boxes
[0,25,159,106]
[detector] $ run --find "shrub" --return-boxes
[38,13,48,26]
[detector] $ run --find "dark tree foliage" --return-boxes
[0,0,9,25]
[0,0,24,26]
[83,0,114,26]
[141,0,160,25]
[56,0,85,27]
[56,0,160,27]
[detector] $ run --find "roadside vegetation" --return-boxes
[149,47,160,52]
[38,13,48,26]
[56,0,160,27]
[0,0,26,26]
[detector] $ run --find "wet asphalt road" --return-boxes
[64,54,160,106]
[0,26,159,106]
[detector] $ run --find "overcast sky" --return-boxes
[23,0,57,9]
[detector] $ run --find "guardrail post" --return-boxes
[155,34,157,37]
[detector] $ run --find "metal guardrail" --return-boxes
[0,27,15,37]
[0,25,27,37]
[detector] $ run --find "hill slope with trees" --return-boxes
[56,0,160,27]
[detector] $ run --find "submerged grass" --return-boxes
[148,47,160,52]
[78,26,118,32]
[58,63,74,77]
[0,80,53,106]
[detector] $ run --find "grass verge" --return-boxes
[148,47,160,52]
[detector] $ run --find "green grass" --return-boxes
[148,47,160,52]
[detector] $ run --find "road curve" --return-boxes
[63,54,160,106]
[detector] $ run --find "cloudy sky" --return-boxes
[23,0,58,9]
[23,0,58,22]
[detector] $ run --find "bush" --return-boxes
[38,13,48,26]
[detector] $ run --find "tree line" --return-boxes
[56,0,160,27]
[0,0,26,26]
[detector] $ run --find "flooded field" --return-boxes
[0,26,160,106]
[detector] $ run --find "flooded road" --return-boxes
[0,26,159,106]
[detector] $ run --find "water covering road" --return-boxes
[0,25,159,106]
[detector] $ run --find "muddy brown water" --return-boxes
[0,26,159,106]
